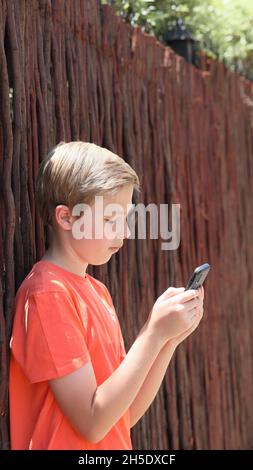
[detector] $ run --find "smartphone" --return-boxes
[185,263,211,290]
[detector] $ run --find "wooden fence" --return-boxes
[1,0,253,449]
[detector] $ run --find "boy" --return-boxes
[9,141,204,450]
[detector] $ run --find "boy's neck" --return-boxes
[41,246,88,278]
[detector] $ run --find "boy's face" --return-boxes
[55,184,134,266]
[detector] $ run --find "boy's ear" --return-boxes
[54,205,73,231]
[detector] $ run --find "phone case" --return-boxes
[185,263,210,290]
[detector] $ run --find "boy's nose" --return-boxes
[116,220,131,240]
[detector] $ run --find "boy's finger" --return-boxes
[198,286,204,301]
[159,286,185,301]
[184,298,200,311]
[169,289,198,305]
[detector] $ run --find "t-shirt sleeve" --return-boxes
[21,291,91,383]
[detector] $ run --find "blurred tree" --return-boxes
[101,0,253,80]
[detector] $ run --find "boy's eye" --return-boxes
[104,214,137,225]
[104,218,117,224]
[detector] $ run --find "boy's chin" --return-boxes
[89,251,118,265]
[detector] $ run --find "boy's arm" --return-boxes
[49,321,164,444]
[49,287,203,443]
[129,288,204,427]
[90,322,165,442]
[128,339,177,428]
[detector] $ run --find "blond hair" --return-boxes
[36,141,141,226]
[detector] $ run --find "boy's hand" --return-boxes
[169,286,204,347]
[147,286,204,347]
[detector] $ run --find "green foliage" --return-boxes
[101,0,253,79]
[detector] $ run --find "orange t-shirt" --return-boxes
[9,260,132,450]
